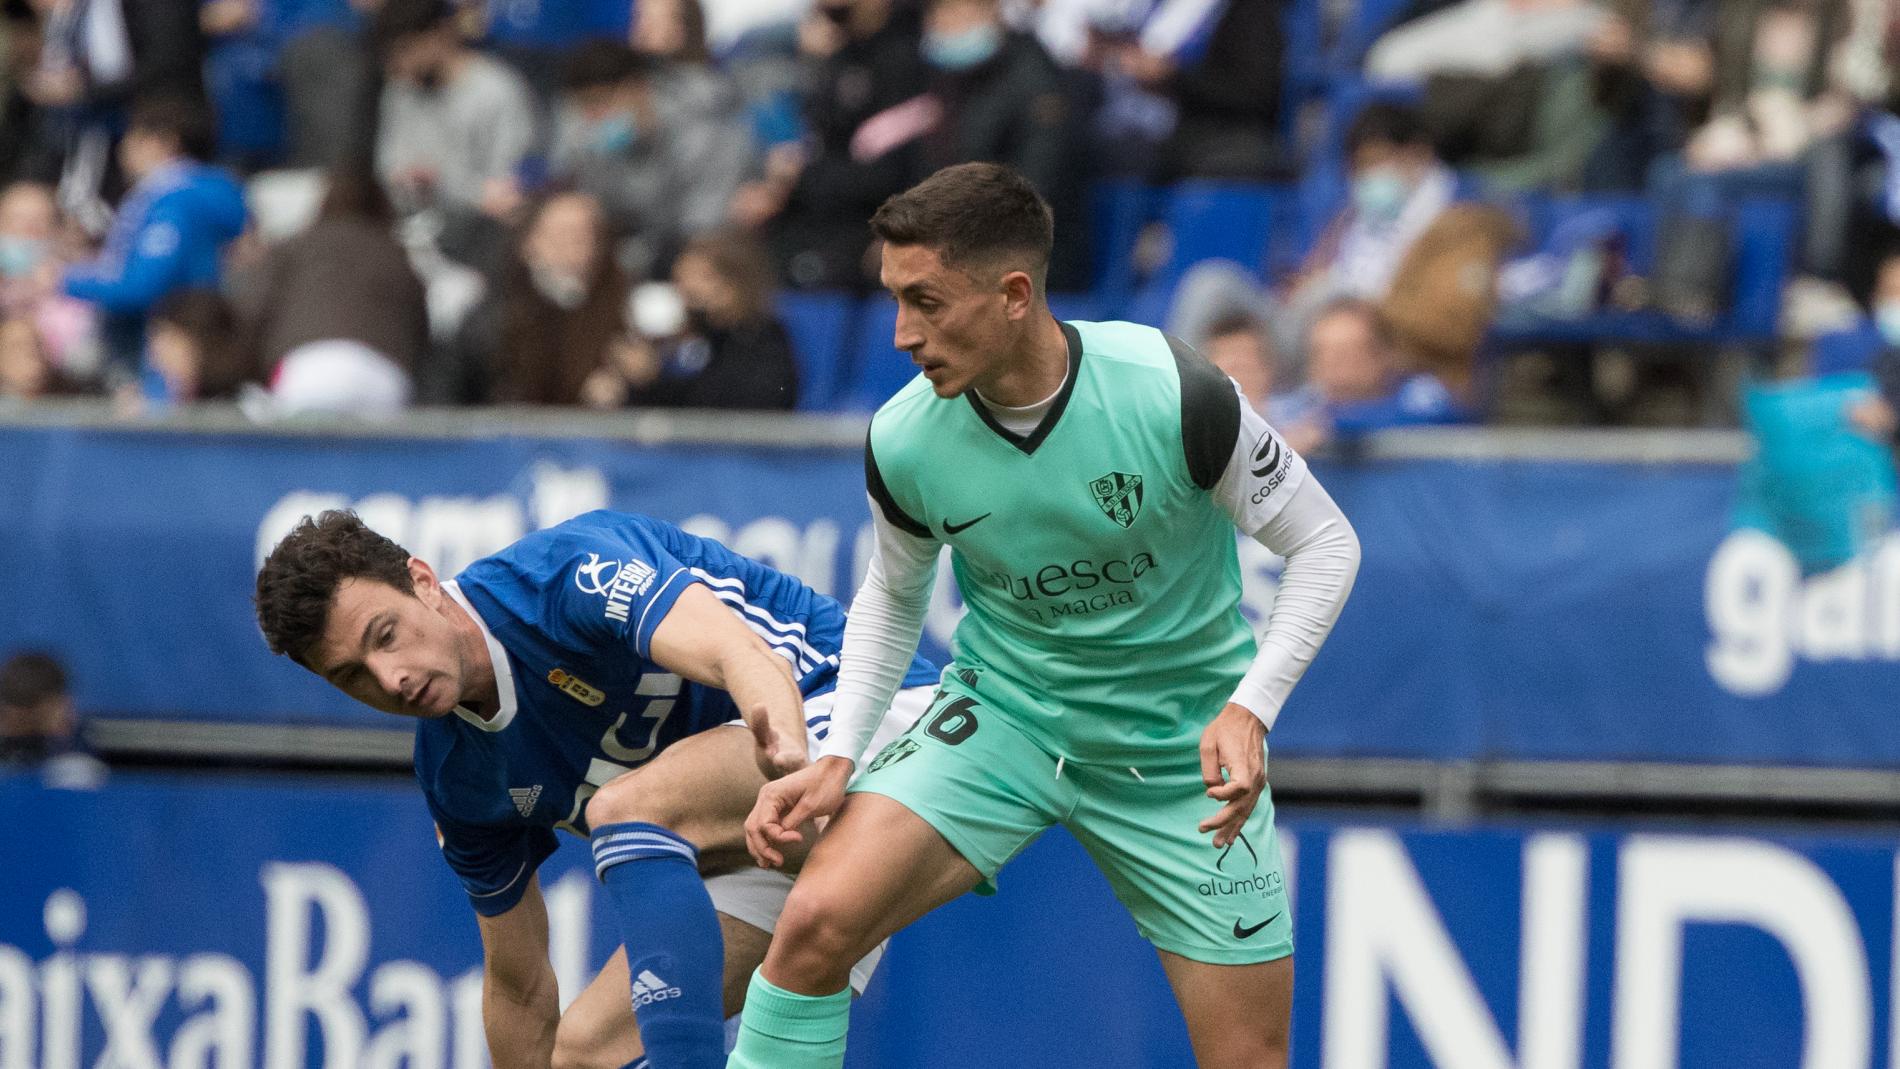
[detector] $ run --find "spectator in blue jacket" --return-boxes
[61,96,247,379]
[1279,297,1464,454]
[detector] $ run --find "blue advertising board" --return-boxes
[2,774,1895,1068]
[2,423,1899,767]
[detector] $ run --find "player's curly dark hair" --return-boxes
[871,162,1053,284]
[255,511,414,665]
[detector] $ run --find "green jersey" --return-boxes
[866,320,1306,764]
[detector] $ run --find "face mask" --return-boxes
[1351,168,1410,222]
[924,23,1001,70]
[0,236,45,278]
[530,265,589,310]
[1877,304,1900,347]
[1753,68,1805,94]
[590,112,638,155]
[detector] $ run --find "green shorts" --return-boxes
[849,690,1292,966]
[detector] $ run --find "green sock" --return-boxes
[726,968,852,1069]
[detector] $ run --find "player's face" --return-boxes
[303,561,468,720]
[880,242,1024,398]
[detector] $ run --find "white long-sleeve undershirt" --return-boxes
[819,398,1361,768]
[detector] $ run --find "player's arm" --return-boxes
[1214,407,1362,731]
[474,875,561,1069]
[1181,343,1361,845]
[745,493,940,867]
[648,582,810,778]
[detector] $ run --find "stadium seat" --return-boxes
[1487,194,1799,353]
[1124,181,1283,329]
[1331,0,1416,74]
[838,298,910,412]
[1089,179,1159,319]
[1047,293,1103,323]
[775,291,857,411]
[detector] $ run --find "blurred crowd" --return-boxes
[0,0,1894,439]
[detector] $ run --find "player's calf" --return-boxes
[581,731,777,1069]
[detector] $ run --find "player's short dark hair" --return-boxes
[1346,102,1430,156]
[870,162,1054,283]
[255,511,415,665]
[373,0,454,54]
[0,651,67,710]
[128,94,217,162]
[563,41,653,92]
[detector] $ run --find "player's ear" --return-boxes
[408,557,442,606]
[1000,269,1035,320]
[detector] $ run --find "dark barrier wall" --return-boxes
[1,775,1895,1067]
[2,422,1896,766]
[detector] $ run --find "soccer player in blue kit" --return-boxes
[253,509,938,1069]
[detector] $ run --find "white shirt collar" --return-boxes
[442,580,518,732]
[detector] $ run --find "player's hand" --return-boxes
[746,756,852,868]
[749,708,810,781]
[1198,703,1267,850]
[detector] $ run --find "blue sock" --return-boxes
[621,1060,650,1069]
[592,822,726,1069]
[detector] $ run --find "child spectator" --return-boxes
[60,96,246,382]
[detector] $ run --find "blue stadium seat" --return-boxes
[1124,181,1283,329]
[774,291,856,411]
[1158,181,1280,282]
[838,298,911,412]
[1089,179,1158,319]
[1047,293,1104,322]
[1487,194,1799,353]
[1332,0,1415,74]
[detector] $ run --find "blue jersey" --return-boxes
[415,510,937,916]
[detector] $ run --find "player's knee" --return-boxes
[766,884,868,989]
[549,1014,616,1069]
[1200,1025,1288,1069]
[584,776,707,847]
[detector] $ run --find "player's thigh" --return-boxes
[1158,950,1293,1069]
[769,693,1069,982]
[766,791,984,989]
[585,723,768,871]
[551,913,775,1069]
[1064,760,1293,967]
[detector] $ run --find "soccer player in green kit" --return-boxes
[727,163,1362,1068]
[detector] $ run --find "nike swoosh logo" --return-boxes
[943,513,992,534]
[1233,912,1282,940]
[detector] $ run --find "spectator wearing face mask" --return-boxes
[730,0,927,290]
[586,227,799,410]
[1169,103,1513,398]
[373,0,539,220]
[909,0,1090,290]
[0,180,97,384]
[453,190,629,405]
[549,41,757,280]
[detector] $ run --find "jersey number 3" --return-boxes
[555,673,683,834]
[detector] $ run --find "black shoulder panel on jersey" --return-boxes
[1168,333,1241,490]
[864,427,932,538]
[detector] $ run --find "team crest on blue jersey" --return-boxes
[547,668,606,707]
[1089,472,1144,529]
